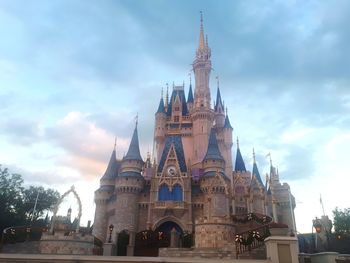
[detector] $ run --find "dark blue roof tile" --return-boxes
[252,162,264,187]
[98,185,115,192]
[234,148,246,172]
[203,128,224,161]
[156,97,165,114]
[101,150,119,180]
[123,126,143,162]
[166,89,189,117]
[187,84,194,103]
[157,135,187,173]
[224,115,233,129]
[214,87,223,112]
[119,171,143,177]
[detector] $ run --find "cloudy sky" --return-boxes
[1,0,349,233]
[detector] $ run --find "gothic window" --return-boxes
[158,184,183,201]
[175,106,180,111]
[159,184,172,201]
[172,184,183,201]
[174,116,179,122]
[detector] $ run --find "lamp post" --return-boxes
[108,224,114,243]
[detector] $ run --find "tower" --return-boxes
[192,13,215,164]
[113,124,144,244]
[249,149,266,215]
[154,92,166,162]
[93,147,118,242]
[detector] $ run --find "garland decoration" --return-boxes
[235,228,271,246]
[232,213,272,225]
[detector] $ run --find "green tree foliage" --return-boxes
[333,207,350,236]
[0,165,60,232]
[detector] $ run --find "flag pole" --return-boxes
[31,191,40,224]
[320,194,325,216]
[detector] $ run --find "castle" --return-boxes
[93,16,296,256]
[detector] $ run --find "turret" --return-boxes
[172,90,182,122]
[191,14,215,163]
[234,138,246,173]
[193,12,211,110]
[187,81,194,113]
[202,128,225,175]
[214,79,225,128]
[155,92,166,162]
[120,124,144,174]
[113,124,144,252]
[200,128,230,220]
[249,149,266,215]
[93,147,119,242]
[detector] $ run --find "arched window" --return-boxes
[172,184,183,201]
[158,184,183,201]
[159,184,172,201]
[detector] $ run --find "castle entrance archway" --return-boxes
[134,221,183,257]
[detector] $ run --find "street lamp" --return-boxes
[108,224,114,243]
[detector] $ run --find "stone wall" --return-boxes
[194,217,235,248]
[39,232,95,255]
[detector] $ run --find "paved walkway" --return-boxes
[0,253,268,263]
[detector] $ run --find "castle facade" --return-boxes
[93,17,296,255]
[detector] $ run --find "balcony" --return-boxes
[154,201,185,209]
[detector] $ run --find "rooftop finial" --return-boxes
[161,87,163,99]
[266,152,273,167]
[135,113,138,128]
[237,137,240,149]
[198,11,206,50]
[114,137,117,150]
[216,75,220,89]
[188,72,192,85]
[165,83,169,106]
[226,107,228,116]
[253,148,256,163]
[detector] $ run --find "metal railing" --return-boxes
[235,224,270,258]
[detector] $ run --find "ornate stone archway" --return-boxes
[50,185,82,233]
[152,216,186,232]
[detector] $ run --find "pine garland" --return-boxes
[232,213,272,225]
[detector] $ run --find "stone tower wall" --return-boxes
[93,191,111,242]
[113,192,140,232]
[194,218,235,248]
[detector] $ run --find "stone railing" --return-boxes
[154,201,185,209]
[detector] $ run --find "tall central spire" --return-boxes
[193,12,212,110]
[198,11,206,51]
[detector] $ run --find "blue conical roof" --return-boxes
[203,128,224,161]
[187,84,194,103]
[123,126,143,162]
[252,162,264,187]
[214,87,223,112]
[166,89,189,116]
[224,115,233,129]
[156,97,165,114]
[101,149,118,180]
[234,147,246,172]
